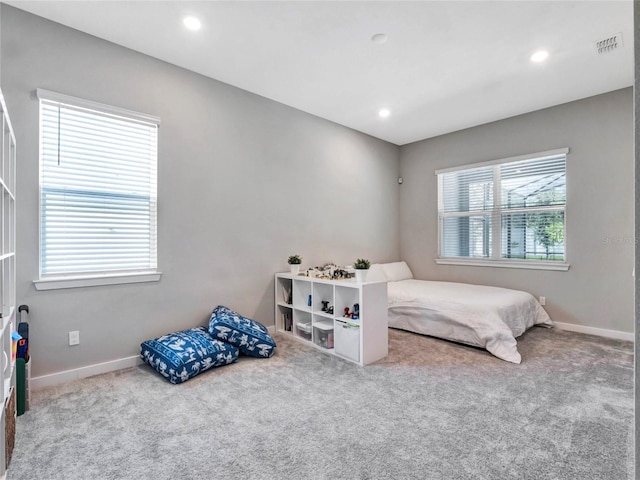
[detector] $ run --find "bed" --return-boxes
[370,262,552,364]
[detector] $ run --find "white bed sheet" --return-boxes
[387,279,552,364]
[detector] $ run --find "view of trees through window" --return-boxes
[439,152,566,263]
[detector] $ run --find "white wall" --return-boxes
[1,6,401,377]
[400,88,634,334]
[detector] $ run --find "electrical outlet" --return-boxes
[68,330,80,346]
[539,296,546,306]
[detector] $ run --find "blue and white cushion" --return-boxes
[208,305,277,358]
[140,327,238,384]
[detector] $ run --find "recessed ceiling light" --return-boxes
[530,50,549,63]
[183,16,201,31]
[379,109,390,118]
[372,33,388,45]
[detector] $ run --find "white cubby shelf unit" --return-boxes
[274,273,388,366]
[0,89,17,478]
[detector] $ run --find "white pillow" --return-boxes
[381,261,414,282]
[367,264,388,282]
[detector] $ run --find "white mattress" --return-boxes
[387,279,552,364]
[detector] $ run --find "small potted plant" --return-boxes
[288,254,302,274]
[353,258,371,282]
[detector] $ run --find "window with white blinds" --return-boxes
[437,149,568,269]
[38,90,159,279]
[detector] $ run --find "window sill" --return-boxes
[33,272,162,291]
[435,258,570,271]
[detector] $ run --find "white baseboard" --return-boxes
[553,322,634,342]
[27,324,631,390]
[31,355,144,391]
[31,326,278,391]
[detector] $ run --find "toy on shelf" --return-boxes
[331,268,352,280]
[303,263,354,280]
[321,301,334,315]
[343,304,360,320]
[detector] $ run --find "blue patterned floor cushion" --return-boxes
[140,327,238,384]
[208,305,277,358]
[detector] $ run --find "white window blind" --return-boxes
[437,149,567,267]
[38,90,159,278]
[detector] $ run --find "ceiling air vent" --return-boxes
[595,32,622,54]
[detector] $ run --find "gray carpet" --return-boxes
[8,327,634,480]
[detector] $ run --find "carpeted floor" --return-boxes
[8,327,634,480]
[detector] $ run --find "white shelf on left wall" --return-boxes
[0,88,18,478]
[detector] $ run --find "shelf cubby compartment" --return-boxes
[313,318,334,350]
[293,279,312,311]
[3,117,14,193]
[293,310,312,342]
[1,319,10,398]
[335,320,360,363]
[276,276,293,307]
[277,304,293,333]
[312,282,333,315]
[0,192,4,256]
[0,262,4,318]
[335,285,360,322]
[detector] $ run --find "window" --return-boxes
[36,89,160,289]
[436,148,568,270]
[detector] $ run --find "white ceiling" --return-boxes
[5,0,634,146]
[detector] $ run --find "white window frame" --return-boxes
[435,148,570,271]
[33,89,162,290]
